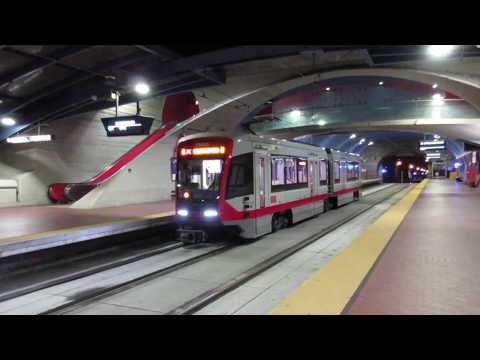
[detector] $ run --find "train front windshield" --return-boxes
[177,158,224,200]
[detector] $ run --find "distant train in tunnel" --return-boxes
[174,133,376,244]
[455,151,480,187]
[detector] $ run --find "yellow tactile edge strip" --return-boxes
[270,180,428,315]
[0,211,175,247]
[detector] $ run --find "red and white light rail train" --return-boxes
[174,133,363,244]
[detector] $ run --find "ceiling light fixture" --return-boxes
[432,83,438,89]
[1,117,16,126]
[134,82,150,95]
[427,45,456,58]
[432,93,445,106]
[350,134,357,139]
[378,81,384,86]
[291,109,302,118]
[6,134,53,144]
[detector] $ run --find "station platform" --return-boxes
[0,200,174,258]
[270,179,480,315]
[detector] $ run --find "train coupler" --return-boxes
[177,228,208,245]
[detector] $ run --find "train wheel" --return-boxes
[272,213,283,233]
[281,212,289,228]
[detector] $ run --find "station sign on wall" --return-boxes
[101,115,154,137]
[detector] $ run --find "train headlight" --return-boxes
[203,209,218,217]
[177,209,189,217]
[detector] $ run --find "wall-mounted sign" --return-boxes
[101,115,154,137]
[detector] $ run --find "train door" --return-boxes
[255,153,270,235]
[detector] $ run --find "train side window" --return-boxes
[285,158,297,184]
[271,156,285,186]
[319,159,328,186]
[347,161,359,181]
[226,153,253,199]
[334,161,341,183]
[297,159,308,183]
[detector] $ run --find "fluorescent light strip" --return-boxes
[420,140,445,146]
[6,134,52,144]
[420,146,445,151]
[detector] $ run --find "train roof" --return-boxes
[177,132,363,161]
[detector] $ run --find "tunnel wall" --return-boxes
[0,97,176,207]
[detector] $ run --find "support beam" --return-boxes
[0,51,152,119]
[0,46,95,88]
[135,45,226,85]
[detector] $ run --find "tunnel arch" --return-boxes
[164,67,480,145]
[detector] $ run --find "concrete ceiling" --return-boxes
[4,45,480,163]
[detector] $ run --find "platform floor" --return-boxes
[268,179,480,315]
[0,200,174,257]
[346,179,480,314]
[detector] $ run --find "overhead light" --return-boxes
[291,109,302,118]
[426,153,441,157]
[359,138,366,145]
[433,134,441,139]
[1,117,16,126]
[350,134,357,139]
[396,160,402,166]
[317,120,326,126]
[427,45,456,58]
[420,145,445,151]
[367,141,374,146]
[378,81,384,86]
[432,83,438,89]
[432,93,445,106]
[325,87,331,91]
[420,140,445,146]
[29,134,52,142]
[6,134,53,144]
[7,136,29,144]
[134,82,150,95]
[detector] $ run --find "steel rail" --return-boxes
[46,184,402,315]
[0,241,182,303]
[168,184,408,315]
[42,243,234,315]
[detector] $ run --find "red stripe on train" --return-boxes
[219,193,330,221]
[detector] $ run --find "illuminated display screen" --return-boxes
[179,146,226,156]
[101,115,154,137]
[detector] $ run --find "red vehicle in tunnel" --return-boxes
[455,151,480,187]
[175,133,362,244]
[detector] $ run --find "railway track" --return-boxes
[36,183,408,315]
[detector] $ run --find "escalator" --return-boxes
[48,92,199,203]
